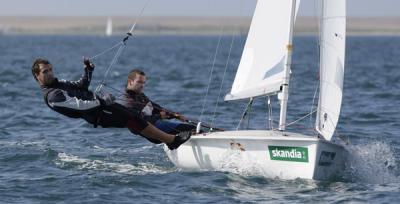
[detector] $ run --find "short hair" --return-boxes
[32,58,50,81]
[128,69,145,81]
[126,69,145,87]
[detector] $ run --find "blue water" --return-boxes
[0,35,399,203]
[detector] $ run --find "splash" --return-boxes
[217,149,273,177]
[56,152,171,175]
[344,141,399,184]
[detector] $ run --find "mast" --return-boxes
[278,0,297,131]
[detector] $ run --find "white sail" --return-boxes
[316,0,346,140]
[106,17,112,36]
[225,0,300,101]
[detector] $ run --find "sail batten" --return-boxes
[225,0,300,101]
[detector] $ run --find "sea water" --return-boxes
[0,35,399,203]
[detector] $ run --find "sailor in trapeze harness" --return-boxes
[121,69,196,144]
[31,57,191,150]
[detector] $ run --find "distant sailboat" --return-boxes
[165,0,347,180]
[106,17,113,36]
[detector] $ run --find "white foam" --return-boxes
[344,141,399,184]
[56,152,171,175]
[217,149,273,177]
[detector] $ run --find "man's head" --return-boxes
[32,58,55,86]
[127,69,146,93]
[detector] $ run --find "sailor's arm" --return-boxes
[150,99,181,120]
[151,100,164,112]
[68,58,95,89]
[47,89,100,111]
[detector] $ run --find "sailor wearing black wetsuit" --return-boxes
[121,69,195,142]
[40,60,148,133]
[32,58,191,150]
[123,90,192,130]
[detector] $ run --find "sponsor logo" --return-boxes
[318,151,336,166]
[268,146,308,162]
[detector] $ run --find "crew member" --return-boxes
[122,69,195,143]
[32,58,190,150]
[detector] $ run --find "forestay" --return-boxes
[225,0,300,101]
[316,0,346,140]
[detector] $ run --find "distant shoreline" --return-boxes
[1,16,400,36]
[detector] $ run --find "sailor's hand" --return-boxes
[160,111,169,119]
[175,113,187,122]
[83,57,95,71]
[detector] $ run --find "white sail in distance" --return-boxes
[316,0,346,140]
[106,17,112,36]
[225,0,300,101]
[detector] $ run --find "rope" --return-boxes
[199,27,224,122]
[90,42,123,60]
[129,0,151,34]
[90,0,152,94]
[95,44,127,93]
[310,0,324,133]
[270,109,317,132]
[246,98,253,129]
[267,96,274,130]
[310,80,319,130]
[236,98,254,130]
[283,109,317,128]
[89,0,151,61]
[210,30,236,127]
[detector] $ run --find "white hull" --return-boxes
[165,130,346,180]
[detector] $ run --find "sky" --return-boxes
[0,0,399,17]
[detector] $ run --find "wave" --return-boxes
[55,152,172,175]
[344,140,399,184]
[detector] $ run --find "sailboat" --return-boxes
[106,17,113,36]
[165,0,347,180]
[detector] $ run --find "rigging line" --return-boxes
[90,41,124,60]
[210,32,236,127]
[309,0,322,131]
[310,79,319,129]
[280,109,317,130]
[199,26,224,122]
[267,96,273,130]
[92,0,151,93]
[95,44,126,93]
[246,98,253,129]
[128,0,151,34]
[236,98,254,130]
[102,83,125,95]
[90,42,124,60]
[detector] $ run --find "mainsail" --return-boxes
[316,0,346,140]
[225,0,300,101]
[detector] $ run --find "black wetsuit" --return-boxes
[122,90,195,137]
[40,67,147,133]
[122,90,164,124]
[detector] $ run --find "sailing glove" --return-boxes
[83,57,95,71]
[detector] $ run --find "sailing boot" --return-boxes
[167,131,192,150]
